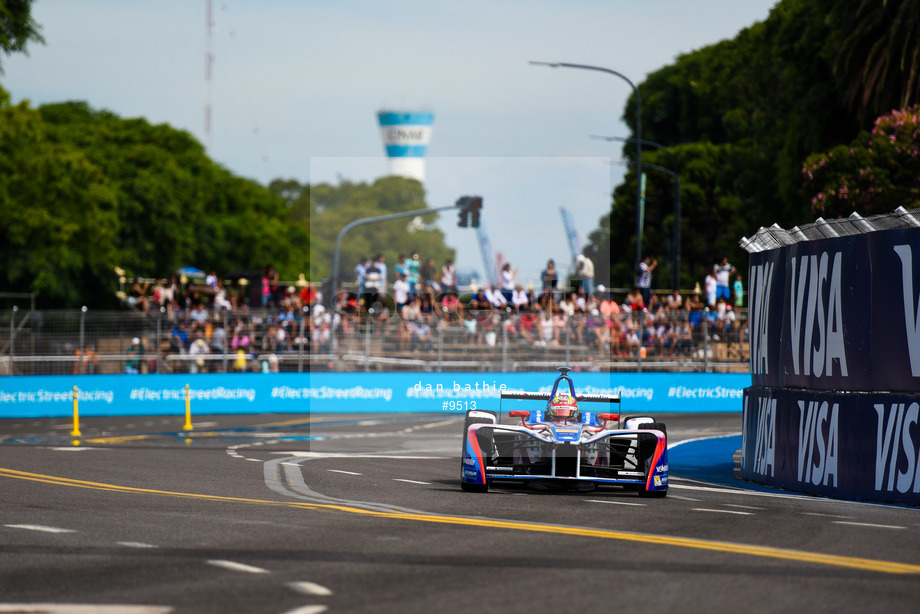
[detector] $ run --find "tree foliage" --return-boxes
[0,86,455,307]
[585,0,919,291]
[0,0,43,72]
[0,91,117,305]
[0,93,309,306]
[804,105,920,217]
[270,175,455,285]
[825,0,920,127]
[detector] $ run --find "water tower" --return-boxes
[377,110,434,182]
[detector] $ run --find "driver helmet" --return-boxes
[547,392,579,421]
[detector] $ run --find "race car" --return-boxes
[460,367,668,497]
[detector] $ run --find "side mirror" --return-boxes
[598,413,620,425]
[509,410,530,423]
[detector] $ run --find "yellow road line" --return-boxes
[84,432,222,444]
[84,435,156,444]
[1,466,918,575]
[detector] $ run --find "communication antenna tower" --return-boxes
[204,0,214,147]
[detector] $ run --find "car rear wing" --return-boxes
[501,391,620,403]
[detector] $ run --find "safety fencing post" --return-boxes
[184,383,193,431]
[71,385,81,437]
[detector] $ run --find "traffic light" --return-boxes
[468,196,482,228]
[456,195,482,228]
[456,196,470,227]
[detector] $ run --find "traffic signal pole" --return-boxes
[330,196,483,301]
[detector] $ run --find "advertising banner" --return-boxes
[0,372,750,419]
[742,387,920,505]
[748,227,920,392]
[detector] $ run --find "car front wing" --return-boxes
[461,423,668,492]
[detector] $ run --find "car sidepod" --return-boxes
[460,410,496,492]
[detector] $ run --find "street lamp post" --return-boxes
[530,61,643,284]
[592,135,682,290]
[637,162,681,291]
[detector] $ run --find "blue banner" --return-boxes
[0,372,750,419]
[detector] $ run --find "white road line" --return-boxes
[5,524,75,533]
[668,495,701,501]
[585,499,646,507]
[724,503,766,510]
[272,452,447,459]
[327,469,362,476]
[833,521,906,530]
[393,478,430,485]
[50,447,99,452]
[280,606,328,614]
[207,559,270,574]
[692,508,754,516]
[669,478,911,511]
[670,482,821,502]
[117,542,158,549]
[246,458,263,462]
[287,581,334,596]
[802,512,853,519]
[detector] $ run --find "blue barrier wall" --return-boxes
[0,372,749,418]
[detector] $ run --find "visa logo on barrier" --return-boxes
[749,261,775,375]
[788,252,848,379]
[797,400,839,487]
[746,396,775,477]
[874,403,920,493]
[894,245,920,377]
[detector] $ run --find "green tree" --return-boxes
[0,95,306,307]
[593,0,870,291]
[38,101,304,284]
[824,0,920,127]
[273,175,455,285]
[0,0,43,72]
[0,90,118,306]
[803,105,920,217]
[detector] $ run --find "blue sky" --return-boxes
[4,0,777,285]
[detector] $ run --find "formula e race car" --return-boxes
[460,367,668,497]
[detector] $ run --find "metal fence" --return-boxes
[1,305,749,376]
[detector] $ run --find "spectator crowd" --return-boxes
[117,252,745,373]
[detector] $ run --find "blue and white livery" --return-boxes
[460,367,669,497]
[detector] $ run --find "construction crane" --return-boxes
[560,207,582,267]
[475,222,498,286]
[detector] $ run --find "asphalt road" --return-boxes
[1,412,919,613]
